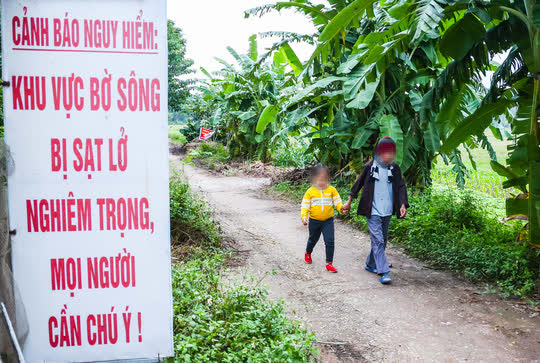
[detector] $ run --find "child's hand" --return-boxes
[400,204,407,218]
[302,217,308,225]
[341,202,351,215]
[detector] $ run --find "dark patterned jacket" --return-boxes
[349,160,409,218]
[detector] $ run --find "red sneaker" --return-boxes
[304,253,312,264]
[326,264,338,273]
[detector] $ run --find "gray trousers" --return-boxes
[366,215,391,275]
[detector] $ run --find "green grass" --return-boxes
[168,173,316,361]
[169,125,188,145]
[269,180,538,297]
[270,180,311,202]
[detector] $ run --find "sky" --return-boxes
[166,1,501,87]
[167,1,318,77]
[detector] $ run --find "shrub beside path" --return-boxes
[171,155,540,362]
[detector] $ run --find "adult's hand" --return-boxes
[341,202,351,215]
[400,204,407,218]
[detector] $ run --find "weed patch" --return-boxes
[170,255,316,361]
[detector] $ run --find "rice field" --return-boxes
[432,135,515,199]
[431,168,515,199]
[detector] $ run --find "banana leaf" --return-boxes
[256,105,278,133]
[379,114,404,165]
[441,98,512,154]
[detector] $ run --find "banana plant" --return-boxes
[197,35,298,162]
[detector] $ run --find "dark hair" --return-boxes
[311,163,330,179]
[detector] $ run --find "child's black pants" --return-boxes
[306,217,335,263]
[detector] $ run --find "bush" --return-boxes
[181,118,202,142]
[169,255,316,362]
[386,187,538,297]
[269,181,540,297]
[188,142,230,170]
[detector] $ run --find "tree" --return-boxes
[197,35,296,161]
[168,19,195,112]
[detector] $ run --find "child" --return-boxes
[301,163,343,273]
[341,136,409,284]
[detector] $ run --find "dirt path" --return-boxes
[171,157,540,362]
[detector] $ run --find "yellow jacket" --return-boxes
[301,185,343,221]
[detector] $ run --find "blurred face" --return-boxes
[313,171,329,189]
[378,151,396,165]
